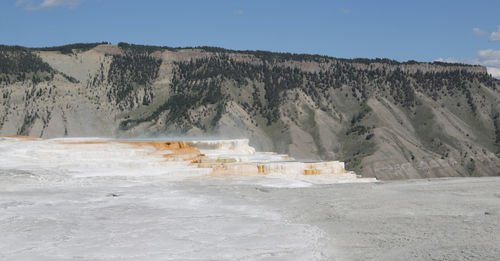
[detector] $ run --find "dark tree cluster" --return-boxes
[107,53,161,103]
[104,42,498,134]
[494,111,500,147]
[173,55,305,124]
[117,42,178,55]
[30,42,109,55]
[0,45,54,84]
[346,101,374,140]
[123,53,497,128]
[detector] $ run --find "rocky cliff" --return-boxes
[1,43,499,179]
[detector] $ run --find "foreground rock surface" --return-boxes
[1,169,499,260]
[179,177,500,260]
[1,137,499,260]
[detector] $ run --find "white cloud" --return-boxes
[235,9,243,15]
[434,57,466,64]
[489,25,500,42]
[434,57,479,65]
[487,67,500,78]
[472,27,487,37]
[477,49,500,67]
[477,49,500,78]
[435,49,500,79]
[40,0,80,8]
[17,0,81,10]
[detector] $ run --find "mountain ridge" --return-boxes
[1,43,499,179]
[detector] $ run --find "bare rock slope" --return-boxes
[1,43,499,179]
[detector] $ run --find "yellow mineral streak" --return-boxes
[53,139,202,161]
[122,141,202,161]
[0,135,41,140]
[2,136,358,180]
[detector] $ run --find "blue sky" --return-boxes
[1,0,499,76]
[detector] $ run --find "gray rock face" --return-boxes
[1,43,499,179]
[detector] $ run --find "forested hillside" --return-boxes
[1,43,499,179]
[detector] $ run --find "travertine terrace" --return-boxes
[0,136,375,184]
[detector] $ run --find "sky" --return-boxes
[1,0,499,77]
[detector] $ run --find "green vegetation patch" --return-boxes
[340,101,377,170]
[30,42,109,54]
[411,102,458,157]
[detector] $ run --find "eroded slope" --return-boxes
[1,43,499,179]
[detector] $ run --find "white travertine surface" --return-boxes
[0,137,327,260]
[1,137,499,260]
